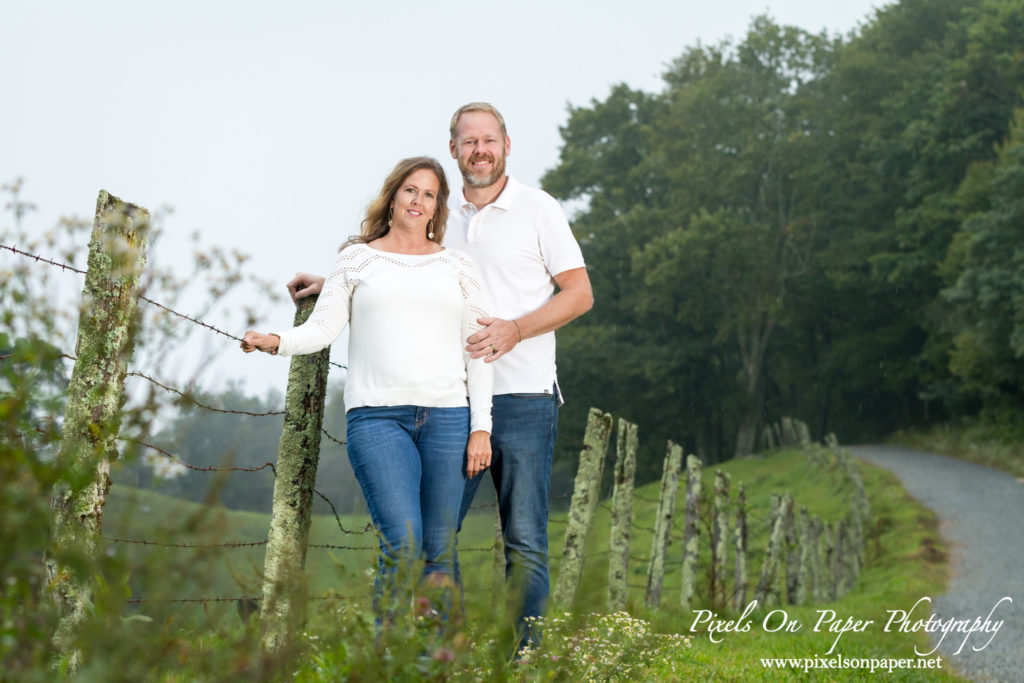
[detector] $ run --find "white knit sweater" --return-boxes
[276,243,493,433]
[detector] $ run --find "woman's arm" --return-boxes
[242,250,356,357]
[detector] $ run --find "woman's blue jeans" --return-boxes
[347,405,469,610]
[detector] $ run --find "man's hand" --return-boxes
[286,272,325,304]
[466,317,520,363]
[465,430,492,478]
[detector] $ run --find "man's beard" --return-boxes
[460,152,506,188]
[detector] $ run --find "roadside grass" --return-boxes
[891,418,1024,480]
[98,446,965,681]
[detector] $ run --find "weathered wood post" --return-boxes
[782,494,798,604]
[732,484,748,611]
[780,417,797,446]
[260,296,331,653]
[753,493,792,607]
[810,516,827,602]
[45,191,149,669]
[793,507,812,605]
[553,408,612,607]
[711,470,730,604]
[795,419,811,447]
[823,521,837,600]
[837,514,861,597]
[678,454,702,610]
[607,418,638,612]
[644,442,684,609]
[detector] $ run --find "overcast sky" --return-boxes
[3,0,886,397]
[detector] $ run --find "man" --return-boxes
[287,103,592,646]
[443,102,591,648]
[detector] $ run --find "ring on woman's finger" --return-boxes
[489,344,497,355]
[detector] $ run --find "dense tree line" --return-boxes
[548,0,1024,482]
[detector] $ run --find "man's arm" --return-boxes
[466,267,593,362]
[286,272,325,304]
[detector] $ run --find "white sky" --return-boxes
[2,0,886,397]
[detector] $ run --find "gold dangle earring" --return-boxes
[387,207,393,228]
[427,219,435,240]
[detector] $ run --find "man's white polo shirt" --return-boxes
[444,176,586,398]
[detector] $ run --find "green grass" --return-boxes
[99,446,965,680]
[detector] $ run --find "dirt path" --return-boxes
[851,445,1023,683]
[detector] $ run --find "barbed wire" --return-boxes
[314,489,373,536]
[125,593,359,605]
[126,595,260,605]
[320,428,346,446]
[2,242,348,370]
[106,536,268,549]
[127,371,286,416]
[122,437,278,474]
[0,243,87,274]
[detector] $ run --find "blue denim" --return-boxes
[456,390,557,648]
[347,405,469,606]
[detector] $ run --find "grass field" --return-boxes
[99,445,966,681]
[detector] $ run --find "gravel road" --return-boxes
[850,445,1024,683]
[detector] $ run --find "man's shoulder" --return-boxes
[506,176,560,208]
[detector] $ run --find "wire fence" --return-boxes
[3,241,500,607]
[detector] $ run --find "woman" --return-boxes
[241,156,492,613]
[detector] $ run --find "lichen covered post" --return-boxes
[46,191,149,667]
[753,492,792,607]
[711,470,730,603]
[793,507,812,605]
[732,484,748,611]
[553,407,612,607]
[809,516,826,602]
[644,442,684,609]
[260,296,330,653]
[607,418,638,612]
[781,494,798,603]
[677,453,702,610]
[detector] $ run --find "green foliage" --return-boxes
[549,0,1024,479]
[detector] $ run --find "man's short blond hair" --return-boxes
[449,102,508,141]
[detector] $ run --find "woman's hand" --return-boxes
[465,430,492,478]
[240,331,280,354]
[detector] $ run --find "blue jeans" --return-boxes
[456,390,558,647]
[347,405,469,608]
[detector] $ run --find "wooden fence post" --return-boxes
[46,191,149,669]
[782,494,798,604]
[732,484,748,611]
[823,521,837,600]
[809,515,826,602]
[712,470,730,604]
[260,296,331,653]
[607,418,638,612]
[677,454,702,610]
[644,442,684,609]
[553,408,612,607]
[793,507,812,605]
[753,492,791,607]
[795,419,811,447]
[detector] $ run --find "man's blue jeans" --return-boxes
[347,405,469,607]
[457,390,558,646]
